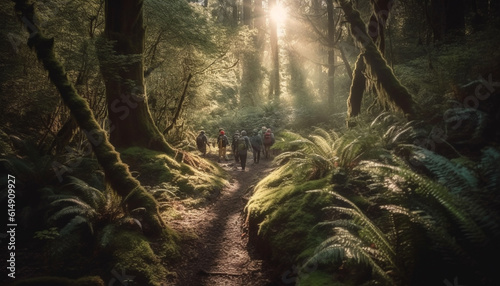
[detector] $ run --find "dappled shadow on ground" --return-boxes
[165,151,282,286]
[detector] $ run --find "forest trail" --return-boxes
[166,151,277,286]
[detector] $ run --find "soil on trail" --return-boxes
[167,151,279,286]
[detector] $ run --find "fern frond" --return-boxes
[308,134,334,157]
[61,176,106,209]
[59,215,92,236]
[380,204,472,262]
[308,227,395,285]
[50,197,94,211]
[360,159,487,244]
[400,144,478,194]
[316,220,362,231]
[479,147,500,194]
[49,205,96,224]
[325,191,396,259]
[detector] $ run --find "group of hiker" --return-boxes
[196,126,276,171]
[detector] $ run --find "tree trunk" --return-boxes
[240,0,264,107]
[12,0,166,236]
[368,0,394,54]
[348,53,366,117]
[338,0,414,118]
[101,0,174,154]
[232,0,238,26]
[428,0,465,42]
[327,0,336,109]
[242,0,252,27]
[268,0,280,101]
[254,0,265,48]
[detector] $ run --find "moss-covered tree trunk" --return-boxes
[348,53,366,117]
[12,0,166,236]
[101,0,174,154]
[338,0,414,118]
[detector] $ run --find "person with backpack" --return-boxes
[250,129,264,164]
[217,130,229,162]
[263,128,275,159]
[196,130,210,156]
[236,130,251,171]
[231,130,240,163]
[258,126,267,141]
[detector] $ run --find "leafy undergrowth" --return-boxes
[120,147,228,207]
[245,112,500,285]
[245,161,333,266]
[0,142,228,286]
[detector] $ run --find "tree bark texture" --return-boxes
[102,0,174,154]
[338,0,414,118]
[12,0,166,236]
[348,54,366,117]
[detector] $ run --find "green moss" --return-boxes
[105,229,179,286]
[246,167,332,263]
[120,147,227,202]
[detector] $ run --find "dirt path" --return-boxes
[166,152,278,286]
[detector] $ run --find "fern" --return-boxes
[360,159,487,244]
[399,144,478,194]
[305,188,402,285]
[273,129,337,180]
[306,226,395,286]
[48,176,124,235]
[478,147,500,195]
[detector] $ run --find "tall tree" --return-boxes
[242,0,252,26]
[326,0,337,109]
[338,0,414,119]
[100,0,173,154]
[254,0,265,46]
[268,0,280,101]
[426,0,466,42]
[12,0,166,235]
[240,0,264,107]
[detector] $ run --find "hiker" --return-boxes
[263,128,275,159]
[217,130,229,162]
[236,130,251,171]
[250,129,264,164]
[258,126,267,140]
[231,130,240,163]
[196,130,210,156]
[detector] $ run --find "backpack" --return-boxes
[263,132,273,145]
[237,137,248,152]
[218,135,228,147]
[232,134,240,146]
